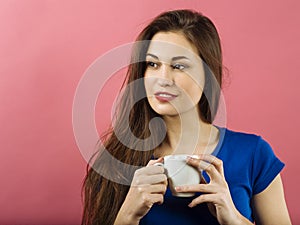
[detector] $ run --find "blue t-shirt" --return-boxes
[140,127,285,225]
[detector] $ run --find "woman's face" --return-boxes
[144,31,205,117]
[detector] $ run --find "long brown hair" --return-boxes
[82,9,223,225]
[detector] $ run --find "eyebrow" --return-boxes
[146,53,190,61]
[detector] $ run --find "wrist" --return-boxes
[231,211,253,225]
[219,208,252,225]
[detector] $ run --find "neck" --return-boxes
[158,109,219,156]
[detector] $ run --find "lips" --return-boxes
[154,91,178,102]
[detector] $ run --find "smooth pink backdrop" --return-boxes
[0,0,299,224]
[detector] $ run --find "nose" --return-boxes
[157,64,174,87]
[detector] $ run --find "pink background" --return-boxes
[0,0,299,224]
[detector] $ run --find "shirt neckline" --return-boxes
[210,125,227,157]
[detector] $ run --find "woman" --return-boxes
[82,10,291,225]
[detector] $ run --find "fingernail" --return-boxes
[188,203,194,208]
[175,186,181,191]
[186,156,193,161]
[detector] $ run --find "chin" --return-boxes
[153,106,182,116]
[148,103,176,115]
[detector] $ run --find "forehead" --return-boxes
[147,32,199,61]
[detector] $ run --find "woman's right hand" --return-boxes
[114,158,168,225]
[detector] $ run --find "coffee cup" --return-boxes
[155,154,201,197]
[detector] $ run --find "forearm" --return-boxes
[114,203,140,225]
[114,214,139,225]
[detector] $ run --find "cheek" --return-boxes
[144,76,156,95]
[190,86,203,103]
[176,76,203,102]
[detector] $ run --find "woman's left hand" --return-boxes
[175,154,250,225]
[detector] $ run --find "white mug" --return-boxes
[155,154,201,197]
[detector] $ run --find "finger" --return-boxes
[147,157,164,166]
[150,193,164,205]
[186,155,209,170]
[136,164,165,176]
[161,178,168,186]
[188,194,219,208]
[150,184,167,194]
[186,157,221,181]
[200,163,222,182]
[193,154,224,175]
[148,174,168,184]
[175,184,216,194]
[133,173,167,186]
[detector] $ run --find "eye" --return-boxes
[146,61,158,68]
[172,63,186,70]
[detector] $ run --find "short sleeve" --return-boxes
[251,136,285,195]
